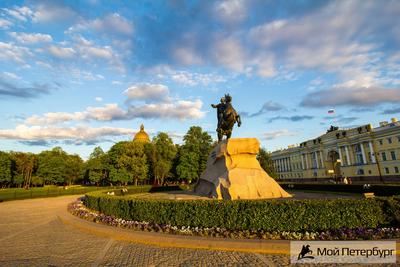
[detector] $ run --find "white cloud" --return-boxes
[25,83,205,124]
[2,71,21,80]
[0,42,32,64]
[262,130,296,140]
[301,84,400,107]
[36,61,52,69]
[26,103,127,125]
[112,80,122,85]
[247,1,400,85]
[90,13,134,36]
[48,45,76,58]
[68,68,105,81]
[173,47,202,65]
[0,124,133,143]
[124,83,170,102]
[32,4,76,23]
[9,32,53,43]
[171,71,226,86]
[128,99,205,120]
[3,6,33,21]
[214,0,247,24]
[253,54,276,78]
[68,13,134,37]
[95,97,103,102]
[212,36,245,72]
[85,104,127,121]
[0,18,12,29]
[73,36,125,72]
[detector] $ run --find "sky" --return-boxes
[0,0,399,159]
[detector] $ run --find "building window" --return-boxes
[357,169,364,175]
[379,139,383,145]
[355,144,364,164]
[382,152,387,161]
[385,167,389,174]
[391,151,396,160]
[368,170,372,174]
[394,167,399,174]
[388,138,392,144]
[397,136,400,142]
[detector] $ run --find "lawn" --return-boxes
[0,185,114,201]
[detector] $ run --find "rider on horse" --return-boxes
[211,94,241,142]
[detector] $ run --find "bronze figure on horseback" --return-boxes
[211,94,241,142]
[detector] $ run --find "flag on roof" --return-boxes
[328,109,335,114]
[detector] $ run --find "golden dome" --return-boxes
[133,124,150,143]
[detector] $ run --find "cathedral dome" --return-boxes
[133,124,150,143]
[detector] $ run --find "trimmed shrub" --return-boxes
[281,183,400,196]
[83,190,397,232]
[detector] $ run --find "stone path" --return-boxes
[0,196,289,266]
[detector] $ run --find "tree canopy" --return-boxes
[0,125,276,188]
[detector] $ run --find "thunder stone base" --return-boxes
[194,138,292,200]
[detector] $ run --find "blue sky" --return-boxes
[0,0,399,158]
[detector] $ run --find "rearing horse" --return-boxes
[217,95,241,142]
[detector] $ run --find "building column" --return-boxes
[319,151,325,168]
[301,154,305,170]
[368,141,376,163]
[360,143,367,164]
[314,151,319,169]
[285,158,289,172]
[305,154,309,170]
[345,146,351,165]
[338,147,343,162]
[282,158,286,172]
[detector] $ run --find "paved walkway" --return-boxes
[0,196,290,266]
[0,196,398,266]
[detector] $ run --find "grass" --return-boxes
[288,189,361,196]
[0,185,126,202]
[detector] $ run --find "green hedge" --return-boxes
[84,189,398,232]
[281,183,400,196]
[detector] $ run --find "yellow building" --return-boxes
[133,124,150,143]
[271,118,400,183]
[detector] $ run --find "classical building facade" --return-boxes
[271,118,400,183]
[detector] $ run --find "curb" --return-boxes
[58,211,290,255]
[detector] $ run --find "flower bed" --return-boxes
[69,199,400,240]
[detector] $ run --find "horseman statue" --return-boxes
[211,94,241,142]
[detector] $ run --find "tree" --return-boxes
[147,133,177,185]
[108,167,130,185]
[118,142,148,185]
[257,148,277,178]
[176,151,199,183]
[0,152,13,188]
[107,142,148,186]
[65,154,84,185]
[36,147,68,185]
[176,126,213,183]
[11,152,37,188]
[85,146,107,185]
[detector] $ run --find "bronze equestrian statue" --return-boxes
[211,94,241,142]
